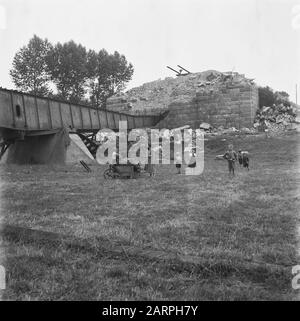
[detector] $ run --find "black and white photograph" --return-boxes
[0,0,299,306]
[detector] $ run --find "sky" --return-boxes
[0,0,299,102]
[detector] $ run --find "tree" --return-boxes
[46,40,88,103]
[10,35,52,95]
[87,49,134,108]
[275,91,290,107]
[258,86,291,109]
[258,86,276,108]
[275,91,289,99]
[10,36,134,106]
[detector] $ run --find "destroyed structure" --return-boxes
[107,70,259,129]
[254,102,297,133]
[1,71,298,165]
[0,87,167,164]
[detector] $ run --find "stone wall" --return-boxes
[159,84,258,129]
[106,71,259,129]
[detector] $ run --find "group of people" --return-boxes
[109,143,249,178]
[175,144,250,177]
[223,144,249,177]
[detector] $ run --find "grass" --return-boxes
[0,132,299,300]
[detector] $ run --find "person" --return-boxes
[237,150,243,167]
[187,150,196,168]
[145,163,155,176]
[223,144,237,177]
[144,145,156,177]
[175,151,182,174]
[133,163,141,176]
[237,150,249,170]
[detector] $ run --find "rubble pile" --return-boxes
[201,124,257,136]
[253,103,297,133]
[198,102,298,136]
[107,70,255,112]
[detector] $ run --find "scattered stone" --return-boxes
[240,127,251,133]
[199,122,212,131]
[262,106,271,113]
[254,102,296,134]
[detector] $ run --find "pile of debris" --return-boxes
[253,103,297,133]
[199,122,257,136]
[107,70,255,112]
[198,101,298,136]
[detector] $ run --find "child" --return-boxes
[237,150,249,170]
[145,163,156,176]
[175,151,182,174]
[223,144,237,176]
[237,150,243,167]
[187,150,197,168]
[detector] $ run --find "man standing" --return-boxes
[223,144,237,177]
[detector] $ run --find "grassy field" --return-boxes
[0,132,299,300]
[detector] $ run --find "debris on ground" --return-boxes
[107,69,300,137]
[199,122,212,131]
[253,103,297,134]
[202,102,298,136]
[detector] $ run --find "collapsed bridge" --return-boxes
[0,87,168,164]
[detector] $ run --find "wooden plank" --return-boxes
[10,91,16,127]
[69,103,74,128]
[21,94,28,128]
[60,102,73,128]
[81,107,92,129]
[36,97,50,130]
[48,101,61,129]
[34,96,41,129]
[47,99,53,129]
[88,107,93,130]
[71,105,83,129]
[0,91,14,128]
[11,93,26,128]
[90,108,100,129]
[23,96,39,130]
[99,109,108,129]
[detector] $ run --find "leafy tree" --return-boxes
[10,35,52,95]
[87,49,134,108]
[258,86,276,108]
[258,86,291,109]
[10,36,134,107]
[274,91,290,106]
[275,91,289,99]
[46,40,88,103]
